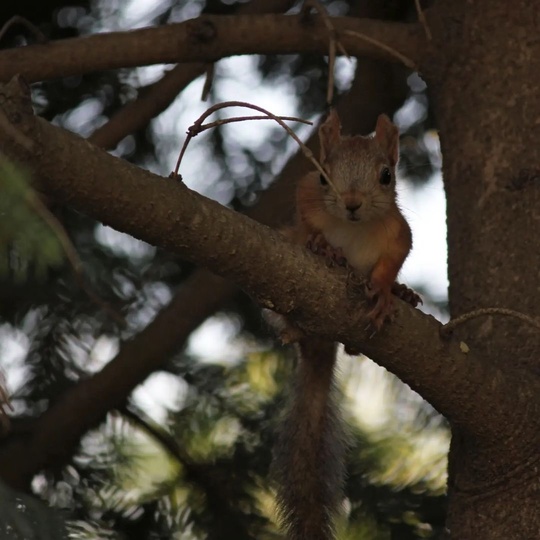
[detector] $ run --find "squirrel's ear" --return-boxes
[375,114,399,166]
[319,108,341,163]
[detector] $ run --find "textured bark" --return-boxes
[0,14,424,82]
[422,1,540,538]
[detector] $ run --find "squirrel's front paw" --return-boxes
[306,233,348,268]
[365,284,394,331]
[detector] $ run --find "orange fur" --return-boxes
[295,111,412,327]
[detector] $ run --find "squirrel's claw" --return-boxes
[306,233,348,268]
[391,282,422,307]
[365,283,394,331]
[364,282,421,333]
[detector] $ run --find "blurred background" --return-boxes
[0,0,448,538]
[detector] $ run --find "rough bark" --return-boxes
[422,1,540,538]
[0,14,424,82]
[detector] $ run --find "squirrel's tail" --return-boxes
[273,339,348,540]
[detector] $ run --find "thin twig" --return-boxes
[201,63,215,102]
[198,115,311,130]
[0,370,13,435]
[0,15,48,44]
[343,29,417,70]
[302,0,351,105]
[173,101,337,190]
[303,0,350,58]
[119,406,186,464]
[327,37,336,105]
[440,307,540,339]
[414,0,432,41]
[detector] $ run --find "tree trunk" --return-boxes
[426,1,540,538]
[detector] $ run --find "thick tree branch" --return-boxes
[0,269,233,489]
[0,14,425,83]
[1,78,536,452]
[0,59,408,486]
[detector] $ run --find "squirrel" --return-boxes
[271,109,418,540]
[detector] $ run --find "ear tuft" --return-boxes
[319,108,342,163]
[375,114,399,166]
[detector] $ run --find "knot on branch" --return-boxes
[506,168,540,191]
[188,18,217,44]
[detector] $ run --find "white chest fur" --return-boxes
[323,218,392,277]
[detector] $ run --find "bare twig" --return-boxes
[302,0,351,105]
[327,37,337,105]
[0,370,13,435]
[440,307,540,338]
[414,0,432,41]
[302,0,350,58]
[200,114,310,130]
[201,63,215,101]
[343,29,417,70]
[0,16,47,45]
[119,406,186,464]
[172,101,340,190]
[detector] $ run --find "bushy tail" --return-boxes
[273,339,348,540]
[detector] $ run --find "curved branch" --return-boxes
[1,77,535,450]
[0,14,425,83]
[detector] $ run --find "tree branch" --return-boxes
[0,268,233,489]
[87,0,295,150]
[88,64,206,150]
[1,77,534,450]
[0,58,407,486]
[120,406,252,539]
[0,14,425,83]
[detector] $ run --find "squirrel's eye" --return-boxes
[379,167,392,185]
[319,174,328,186]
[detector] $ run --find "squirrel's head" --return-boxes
[317,110,400,223]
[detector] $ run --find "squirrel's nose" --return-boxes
[346,202,362,213]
